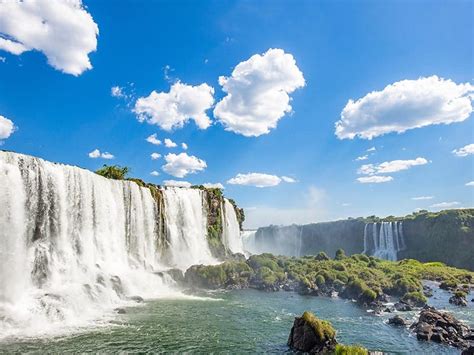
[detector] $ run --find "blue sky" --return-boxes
[0,0,472,228]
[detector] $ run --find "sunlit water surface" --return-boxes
[0,285,472,354]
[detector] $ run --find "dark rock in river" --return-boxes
[114,308,126,314]
[449,292,468,307]
[394,301,413,312]
[388,315,407,326]
[462,345,474,355]
[410,306,473,350]
[287,311,337,353]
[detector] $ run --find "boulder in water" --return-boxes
[388,315,407,326]
[287,311,337,353]
[449,291,468,307]
[410,306,473,350]
[114,308,126,314]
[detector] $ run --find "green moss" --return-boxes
[301,311,336,342]
[401,291,427,306]
[454,290,467,298]
[315,274,325,286]
[315,252,330,261]
[335,344,368,355]
[335,248,346,260]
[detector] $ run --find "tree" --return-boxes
[95,165,130,180]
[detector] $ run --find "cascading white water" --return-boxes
[0,151,234,339]
[241,230,257,255]
[363,221,405,261]
[161,187,216,269]
[222,199,244,254]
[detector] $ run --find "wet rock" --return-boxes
[449,292,468,307]
[394,301,413,312]
[410,306,472,351]
[129,295,144,303]
[114,308,126,314]
[423,285,433,298]
[462,345,474,355]
[165,268,185,284]
[388,315,407,326]
[287,311,337,353]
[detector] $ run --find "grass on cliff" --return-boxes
[335,344,368,355]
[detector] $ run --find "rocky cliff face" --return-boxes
[253,209,474,270]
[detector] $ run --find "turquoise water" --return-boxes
[0,288,472,353]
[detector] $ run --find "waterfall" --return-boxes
[0,151,237,338]
[241,230,257,254]
[162,187,216,269]
[363,221,405,261]
[222,199,244,254]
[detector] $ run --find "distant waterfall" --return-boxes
[0,151,240,338]
[222,199,244,254]
[362,221,406,261]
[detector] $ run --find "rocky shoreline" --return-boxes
[177,251,474,352]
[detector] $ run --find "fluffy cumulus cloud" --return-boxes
[164,138,177,148]
[0,0,98,76]
[182,142,188,150]
[150,171,160,176]
[466,181,474,187]
[214,48,305,137]
[162,153,206,178]
[335,76,474,140]
[358,157,428,175]
[88,149,114,159]
[227,173,282,188]
[164,180,191,188]
[411,196,434,201]
[203,182,224,189]
[430,201,460,209]
[134,81,214,131]
[357,175,393,184]
[452,143,474,157]
[146,134,161,146]
[150,152,161,160]
[111,86,125,98]
[0,115,15,140]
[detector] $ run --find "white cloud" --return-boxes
[162,152,207,178]
[367,147,376,152]
[430,201,460,209]
[0,115,15,140]
[227,173,282,188]
[341,203,351,207]
[164,180,192,188]
[411,196,434,201]
[182,142,188,150]
[358,157,428,175]
[134,81,214,131]
[111,86,125,98]
[0,0,98,76]
[150,171,160,176]
[335,76,474,140]
[357,175,393,184]
[355,155,368,161]
[150,152,161,160]
[452,143,474,157]
[203,182,224,189]
[465,181,474,186]
[214,48,305,137]
[164,138,177,148]
[88,149,114,159]
[146,134,162,146]
[281,176,297,183]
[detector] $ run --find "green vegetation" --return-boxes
[400,291,427,306]
[184,251,474,306]
[335,344,368,355]
[301,311,336,342]
[95,164,130,180]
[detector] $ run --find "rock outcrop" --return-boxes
[388,315,407,326]
[410,306,473,350]
[287,311,337,353]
